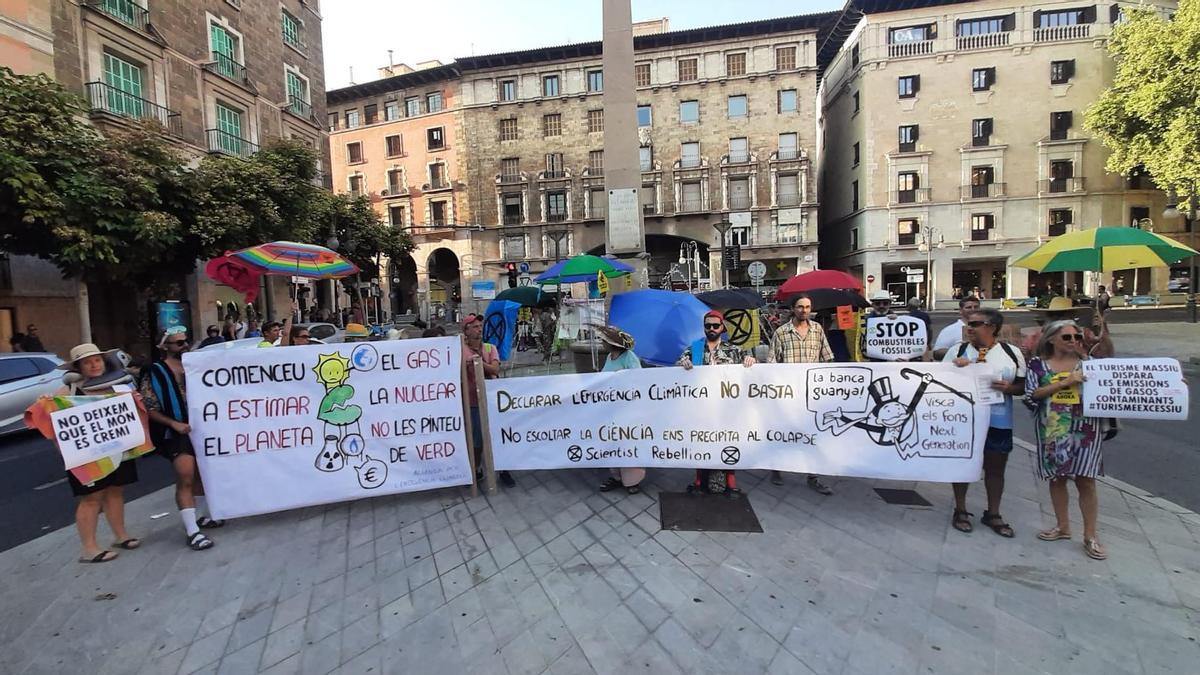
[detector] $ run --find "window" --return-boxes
[1050,111,1073,140]
[898,75,919,98]
[428,163,447,189]
[1050,60,1075,84]
[729,137,748,164]
[345,109,360,129]
[637,105,652,127]
[640,184,656,212]
[1130,206,1150,228]
[971,166,995,198]
[899,124,919,152]
[384,101,399,121]
[363,104,378,125]
[405,96,420,117]
[680,100,699,123]
[681,181,703,211]
[499,118,517,141]
[852,91,860,112]
[589,150,604,174]
[281,9,302,49]
[898,218,919,245]
[972,67,995,92]
[776,46,796,71]
[430,201,447,226]
[680,141,700,168]
[678,58,697,82]
[778,132,798,160]
[385,134,403,157]
[635,63,650,87]
[209,22,242,79]
[327,112,338,131]
[587,70,603,92]
[389,205,406,228]
[851,44,860,67]
[386,169,403,194]
[779,89,797,113]
[726,52,746,76]
[501,158,520,180]
[503,232,526,257]
[500,80,516,101]
[728,225,750,246]
[348,175,363,196]
[852,142,860,167]
[502,194,522,224]
[426,92,443,113]
[587,109,603,134]
[589,188,607,217]
[285,70,309,116]
[546,191,567,221]
[956,15,1012,35]
[727,95,747,118]
[639,146,653,172]
[1049,159,1073,192]
[543,75,560,97]
[850,228,859,250]
[889,24,935,43]
[1049,208,1072,236]
[972,118,993,147]
[1038,8,1091,27]
[897,172,920,203]
[851,180,859,211]
[213,102,244,154]
[102,52,144,117]
[426,127,444,150]
[346,141,363,164]
[542,113,562,137]
[971,214,995,241]
[777,174,800,206]
[545,152,564,178]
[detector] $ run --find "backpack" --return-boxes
[957,340,1019,364]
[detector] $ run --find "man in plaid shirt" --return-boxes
[768,293,835,494]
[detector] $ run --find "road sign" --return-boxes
[867,274,876,283]
[747,261,767,282]
[596,271,610,296]
[517,273,533,287]
[518,262,530,274]
[907,274,925,283]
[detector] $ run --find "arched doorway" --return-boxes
[389,253,418,316]
[587,234,709,289]
[426,248,461,320]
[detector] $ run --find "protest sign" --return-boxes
[183,337,472,519]
[48,393,145,470]
[1082,358,1190,420]
[835,305,856,330]
[864,315,928,360]
[487,363,989,482]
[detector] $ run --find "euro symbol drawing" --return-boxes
[483,313,506,344]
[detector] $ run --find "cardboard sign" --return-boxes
[48,393,146,470]
[597,271,610,296]
[1082,358,1189,420]
[836,305,856,330]
[864,315,928,360]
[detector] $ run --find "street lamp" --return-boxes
[1163,189,1198,323]
[712,214,732,289]
[679,241,699,291]
[916,226,944,311]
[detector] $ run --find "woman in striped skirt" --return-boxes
[1023,319,1111,560]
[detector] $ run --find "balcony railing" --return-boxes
[888,39,934,58]
[679,158,702,169]
[680,198,706,212]
[971,228,994,242]
[775,149,800,161]
[777,193,801,207]
[587,205,607,219]
[204,52,248,83]
[758,224,804,245]
[498,173,524,184]
[542,170,567,179]
[891,188,931,204]
[727,152,751,164]
[287,95,312,119]
[1042,177,1086,194]
[425,179,451,191]
[206,128,258,157]
[87,0,150,31]
[963,183,1006,199]
[314,173,333,190]
[956,32,1010,50]
[642,203,658,215]
[381,185,407,197]
[502,213,525,225]
[85,81,181,134]
[728,195,751,210]
[546,212,568,223]
[585,167,604,176]
[1034,24,1091,42]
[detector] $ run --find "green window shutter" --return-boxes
[287,72,305,100]
[215,103,243,155]
[282,10,301,47]
[102,53,143,117]
[210,24,239,78]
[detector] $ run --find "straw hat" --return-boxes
[344,323,370,338]
[595,325,635,351]
[56,343,119,370]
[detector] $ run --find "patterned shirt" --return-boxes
[676,340,746,366]
[768,320,833,364]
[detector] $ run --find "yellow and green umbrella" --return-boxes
[1013,228,1198,273]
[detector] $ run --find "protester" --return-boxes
[197,325,224,349]
[243,319,259,339]
[258,321,282,348]
[678,310,755,495]
[767,294,835,493]
[906,296,932,340]
[1024,297,1113,359]
[1096,285,1111,313]
[344,323,370,343]
[54,343,140,563]
[20,324,45,352]
[141,327,221,551]
[462,315,514,487]
[933,296,979,360]
[282,323,311,347]
[1025,319,1112,560]
[859,290,898,362]
[596,325,644,495]
[8,333,24,352]
[221,319,239,342]
[943,308,1025,537]
[538,308,558,363]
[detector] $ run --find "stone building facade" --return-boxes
[818,0,1182,305]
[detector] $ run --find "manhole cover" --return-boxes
[873,488,932,507]
[659,491,763,533]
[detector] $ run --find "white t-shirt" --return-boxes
[933,319,966,353]
[942,341,1026,429]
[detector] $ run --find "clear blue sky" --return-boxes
[322,0,844,90]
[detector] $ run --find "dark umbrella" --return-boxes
[780,288,868,311]
[495,286,556,307]
[695,288,764,310]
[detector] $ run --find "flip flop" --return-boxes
[112,538,141,550]
[1037,527,1071,542]
[79,550,118,563]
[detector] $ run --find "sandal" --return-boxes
[980,511,1015,538]
[1037,527,1072,542]
[625,484,641,495]
[196,516,225,529]
[952,510,974,533]
[1083,538,1107,560]
[187,532,214,551]
[79,550,118,563]
[599,477,624,492]
[112,538,141,550]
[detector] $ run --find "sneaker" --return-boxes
[499,471,516,488]
[807,475,833,496]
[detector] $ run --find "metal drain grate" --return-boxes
[873,488,932,507]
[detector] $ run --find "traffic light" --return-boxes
[506,263,518,288]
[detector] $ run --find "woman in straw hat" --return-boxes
[595,325,645,494]
[54,343,141,563]
[1022,297,1113,359]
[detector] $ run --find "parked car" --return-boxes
[1167,277,1191,293]
[0,352,65,435]
[197,337,325,351]
[295,322,343,343]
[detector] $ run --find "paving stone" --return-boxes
[261,620,306,671]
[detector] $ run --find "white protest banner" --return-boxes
[183,337,472,519]
[48,393,145,470]
[1082,358,1190,420]
[864,315,928,360]
[487,363,989,482]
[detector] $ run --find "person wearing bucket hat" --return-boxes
[1021,297,1112,359]
[595,325,645,494]
[344,323,371,342]
[53,343,141,563]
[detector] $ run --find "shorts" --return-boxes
[68,459,138,497]
[156,434,196,462]
[983,427,1013,454]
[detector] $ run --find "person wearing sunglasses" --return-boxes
[943,308,1025,538]
[141,327,222,551]
[678,310,755,496]
[1024,319,1112,560]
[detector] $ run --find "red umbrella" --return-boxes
[775,269,862,299]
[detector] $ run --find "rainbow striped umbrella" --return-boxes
[228,241,359,279]
[1013,227,1198,273]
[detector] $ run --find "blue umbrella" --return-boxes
[610,289,710,366]
[482,299,521,361]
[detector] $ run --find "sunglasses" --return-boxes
[165,339,188,346]
[1059,333,1082,342]
[966,320,990,328]
[296,334,311,340]
[704,323,723,329]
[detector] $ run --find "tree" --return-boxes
[311,191,414,311]
[1086,2,1200,204]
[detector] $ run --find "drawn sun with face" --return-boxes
[313,352,352,389]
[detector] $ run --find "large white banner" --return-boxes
[184,337,472,519]
[1082,358,1190,420]
[487,363,991,482]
